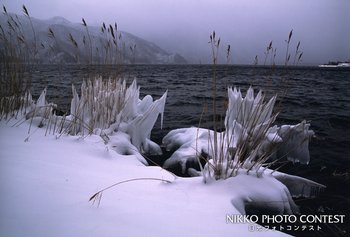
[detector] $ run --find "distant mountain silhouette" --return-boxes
[0,14,187,64]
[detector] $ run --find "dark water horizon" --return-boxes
[29,64,350,162]
[29,64,350,236]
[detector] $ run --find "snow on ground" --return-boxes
[0,119,289,237]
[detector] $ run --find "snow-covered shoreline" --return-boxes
[0,118,289,237]
[1,79,326,236]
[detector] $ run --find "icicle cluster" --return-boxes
[224,87,277,150]
[15,78,167,156]
[69,78,131,135]
[163,86,323,208]
[163,87,314,180]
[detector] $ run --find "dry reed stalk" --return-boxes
[284,29,293,66]
[89,178,172,207]
[22,5,38,62]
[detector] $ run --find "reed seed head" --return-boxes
[82,18,87,26]
[22,5,29,17]
[288,29,293,43]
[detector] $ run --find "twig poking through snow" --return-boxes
[89,178,172,207]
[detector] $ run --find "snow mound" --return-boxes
[0,118,292,236]
[223,171,300,215]
[0,83,322,236]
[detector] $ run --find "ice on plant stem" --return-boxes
[276,121,315,164]
[25,88,57,120]
[22,78,167,160]
[224,87,277,152]
[162,86,321,200]
[269,169,326,198]
[122,90,167,154]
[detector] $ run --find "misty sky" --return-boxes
[3,0,350,65]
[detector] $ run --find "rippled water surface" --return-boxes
[30,64,350,235]
[30,65,350,166]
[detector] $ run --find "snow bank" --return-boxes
[0,82,321,236]
[0,118,288,237]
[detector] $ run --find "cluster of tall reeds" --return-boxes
[54,17,125,64]
[21,77,136,138]
[66,77,130,136]
[99,21,124,64]
[256,30,303,67]
[0,4,132,121]
[0,5,130,132]
[201,31,312,182]
[0,5,34,120]
[202,87,280,181]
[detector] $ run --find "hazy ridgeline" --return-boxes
[0,5,187,65]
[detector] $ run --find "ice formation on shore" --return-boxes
[1,81,324,221]
[15,78,167,164]
[163,87,314,172]
[69,78,167,156]
[163,87,324,204]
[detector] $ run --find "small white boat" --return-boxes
[337,62,350,67]
[318,62,350,68]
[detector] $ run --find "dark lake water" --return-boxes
[29,64,350,236]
